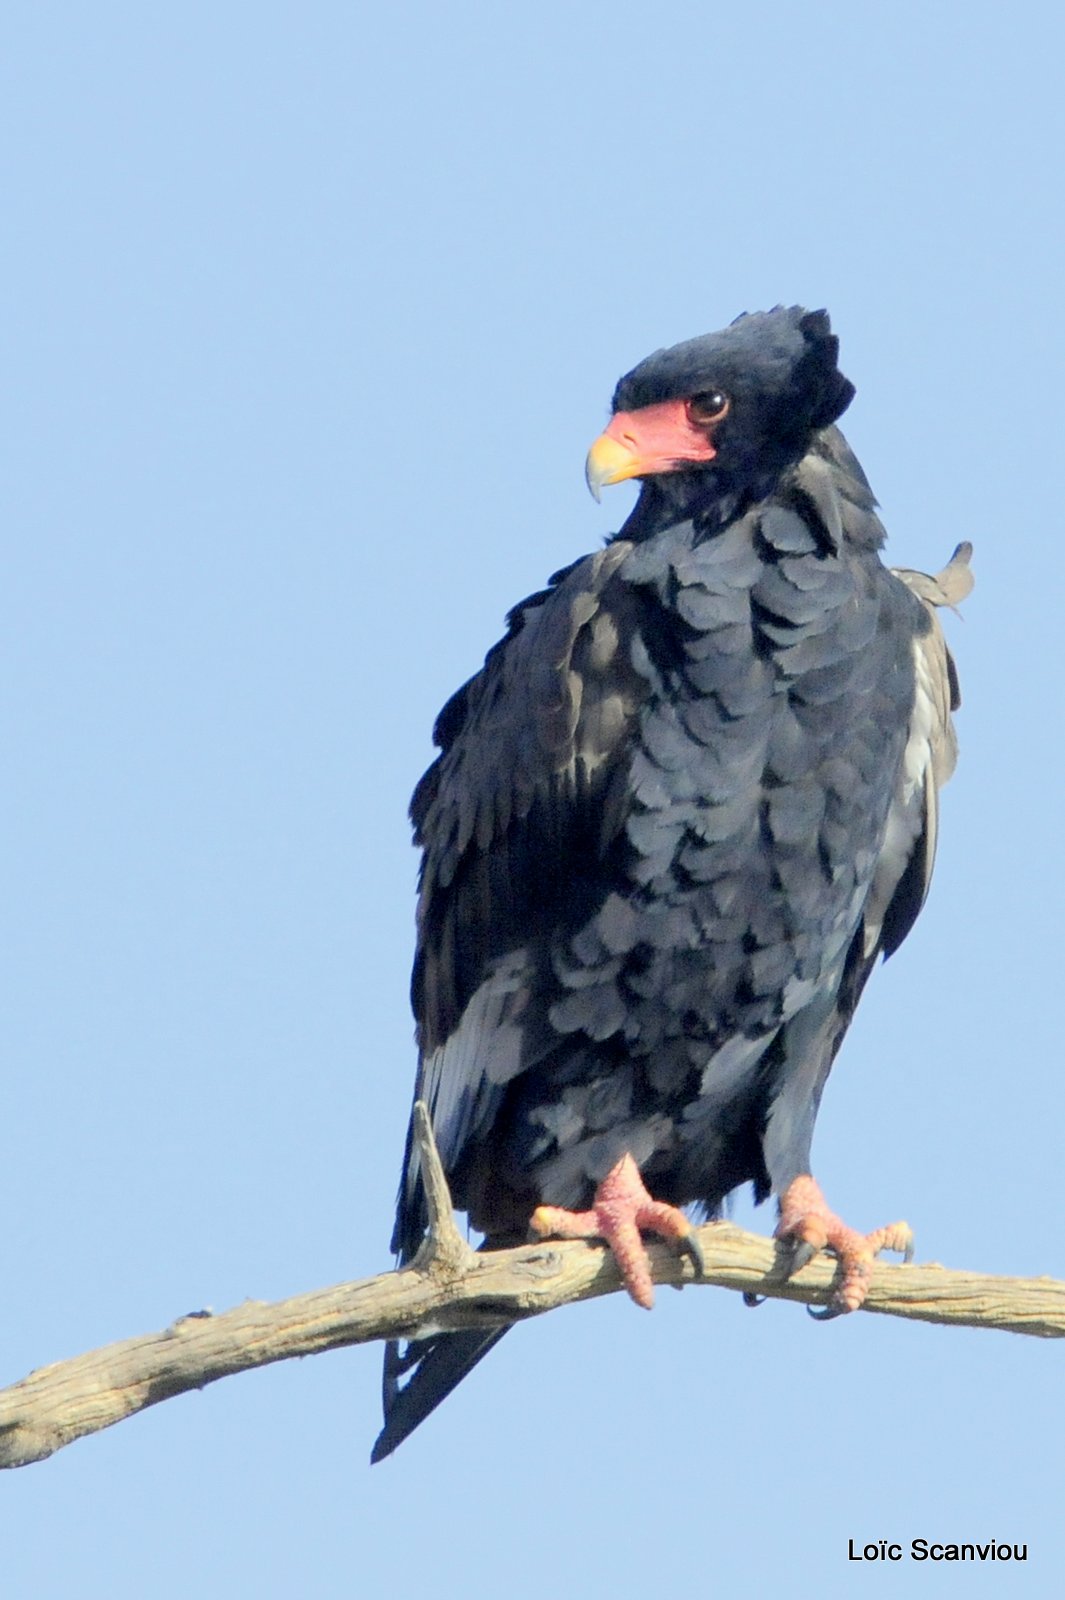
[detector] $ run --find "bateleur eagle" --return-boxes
[373,307,968,1463]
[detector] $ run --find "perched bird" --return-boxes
[373,307,968,1463]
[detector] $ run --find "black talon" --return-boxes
[807,1302,845,1322]
[777,1237,818,1278]
[743,1292,766,1308]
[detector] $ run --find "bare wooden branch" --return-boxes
[1,1106,1061,1470]
[3,1231,1063,1471]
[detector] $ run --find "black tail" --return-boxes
[370,1327,510,1463]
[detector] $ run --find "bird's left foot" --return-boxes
[530,1153,703,1309]
[775,1174,913,1315]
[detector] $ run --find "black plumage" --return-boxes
[373,307,965,1462]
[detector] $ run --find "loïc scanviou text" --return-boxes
[848,1539,1027,1563]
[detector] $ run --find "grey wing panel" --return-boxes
[396,543,650,1256]
[864,544,971,960]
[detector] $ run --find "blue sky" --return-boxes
[4,3,1064,1595]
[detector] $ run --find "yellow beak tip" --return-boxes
[584,432,639,501]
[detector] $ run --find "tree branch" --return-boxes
[2,1105,1062,1470]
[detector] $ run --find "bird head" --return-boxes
[586,307,855,526]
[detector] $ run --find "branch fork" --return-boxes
[409,1101,476,1277]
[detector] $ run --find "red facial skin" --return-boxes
[585,397,722,498]
[601,398,719,475]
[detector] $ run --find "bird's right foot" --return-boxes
[530,1153,703,1309]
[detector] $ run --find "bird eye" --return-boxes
[686,390,730,426]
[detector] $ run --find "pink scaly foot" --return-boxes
[529,1153,703,1309]
[775,1174,913,1315]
